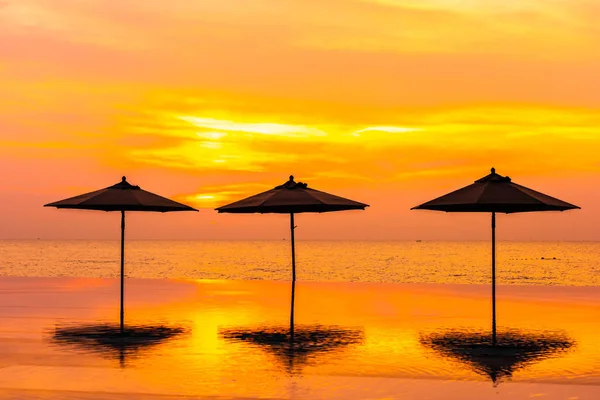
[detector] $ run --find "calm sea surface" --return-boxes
[1,240,598,286]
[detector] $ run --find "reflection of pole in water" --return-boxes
[119,346,125,369]
[120,210,126,333]
[290,280,296,346]
[290,212,296,346]
[491,211,496,346]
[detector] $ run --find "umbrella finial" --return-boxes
[491,167,496,174]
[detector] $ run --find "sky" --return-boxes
[1,0,599,241]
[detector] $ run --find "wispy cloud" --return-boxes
[179,116,328,138]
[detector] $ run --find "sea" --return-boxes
[1,240,598,286]
[2,240,600,398]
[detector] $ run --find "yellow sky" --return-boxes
[1,0,599,240]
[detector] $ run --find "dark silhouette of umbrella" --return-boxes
[51,323,187,368]
[44,177,197,331]
[419,328,575,385]
[412,168,579,344]
[219,324,364,373]
[215,176,368,340]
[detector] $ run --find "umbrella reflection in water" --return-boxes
[419,328,575,385]
[51,323,188,368]
[220,325,364,373]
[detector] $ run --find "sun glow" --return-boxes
[197,132,227,140]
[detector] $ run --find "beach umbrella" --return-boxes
[216,175,368,338]
[45,176,197,331]
[412,168,579,344]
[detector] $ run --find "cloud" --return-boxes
[100,103,600,207]
[179,116,328,138]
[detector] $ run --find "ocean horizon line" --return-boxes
[1,238,599,243]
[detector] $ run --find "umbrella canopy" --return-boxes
[45,176,197,212]
[216,175,368,337]
[216,175,368,214]
[412,168,579,213]
[412,168,579,344]
[45,177,197,331]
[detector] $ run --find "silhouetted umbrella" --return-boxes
[419,328,575,385]
[412,168,579,344]
[45,177,197,331]
[220,324,364,373]
[52,323,187,368]
[216,176,368,338]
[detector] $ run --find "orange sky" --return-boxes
[1,0,599,240]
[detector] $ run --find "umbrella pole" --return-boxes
[291,212,296,282]
[120,210,125,333]
[492,212,496,346]
[290,213,296,345]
